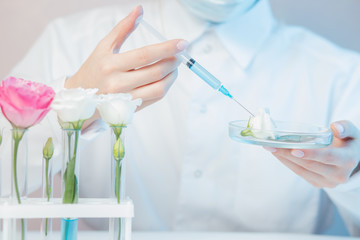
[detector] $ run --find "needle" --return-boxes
[232,97,255,117]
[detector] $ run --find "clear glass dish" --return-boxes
[229,120,333,149]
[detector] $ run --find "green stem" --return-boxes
[118,165,122,240]
[45,157,51,236]
[45,158,51,201]
[45,218,48,236]
[73,130,79,165]
[115,160,121,204]
[12,128,25,240]
[21,219,25,240]
[118,218,121,240]
[115,160,122,240]
[13,137,21,204]
[113,129,123,240]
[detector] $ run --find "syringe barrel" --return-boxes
[180,53,222,90]
[141,19,234,99]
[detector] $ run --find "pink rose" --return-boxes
[0,76,55,129]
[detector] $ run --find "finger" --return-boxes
[121,57,180,91]
[290,148,339,165]
[116,39,188,70]
[104,57,179,93]
[290,147,354,166]
[276,155,331,188]
[99,57,178,94]
[286,154,338,177]
[282,151,351,186]
[274,148,338,174]
[331,120,359,140]
[100,5,143,52]
[130,70,178,103]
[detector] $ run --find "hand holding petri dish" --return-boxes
[229,109,333,149]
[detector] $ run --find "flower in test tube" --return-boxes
[97,93,142,127]
[0,76,55,240]
[51,88,98,238]
[51,87,98,129]
[97,93,141,240]
[51,87,98,207]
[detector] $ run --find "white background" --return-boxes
[0,0,360,78]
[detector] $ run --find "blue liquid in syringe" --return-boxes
[185,58,233,98]
[184,57,254,116]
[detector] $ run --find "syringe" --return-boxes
[140,20,254,117]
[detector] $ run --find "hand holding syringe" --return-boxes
[140,20,254,117]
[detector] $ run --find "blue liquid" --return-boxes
[61,218,78,240]
[187,59,233,98]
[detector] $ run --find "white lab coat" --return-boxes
[2,0,360,235]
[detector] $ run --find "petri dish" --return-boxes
[229,120,333,149]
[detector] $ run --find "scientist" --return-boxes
[4,0,360,235]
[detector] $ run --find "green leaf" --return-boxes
[63,162,68,182]
[241,117,255,137]
[62,158,76,204]
[73,175,78,203]
[71,120,86,130]
[241,128,255,137]
[111,126,125,140]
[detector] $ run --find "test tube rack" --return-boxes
[0,197,134,239]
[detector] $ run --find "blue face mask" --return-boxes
[178,0,259,23]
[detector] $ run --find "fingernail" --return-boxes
[333,123,344,137]
[138,5,144,15]
[135,14,143,27]
[134,6,144,27]
[263,146,277,153]
[177,40,189,51]
[130,6,143,24]
[291,150,304,158]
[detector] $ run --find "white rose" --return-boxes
[97,93,142,126]
[51,88,98,123]
[250,108,277,139]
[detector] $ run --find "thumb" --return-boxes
[331,120,359,139]
[101,5,143,52]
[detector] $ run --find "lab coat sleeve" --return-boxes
[324,63,360,236]
[1,17,107,195]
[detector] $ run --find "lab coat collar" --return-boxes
[215,0,276,69]
[158,0,210,43]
